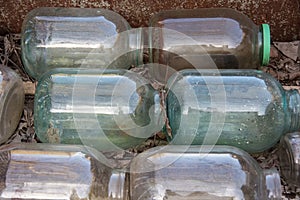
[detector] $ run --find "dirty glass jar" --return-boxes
[149,8,270,80]
[0,65,24,144]
[278,132,300,187]
[21,7,143,80]
[0,143,127,199]
[129,145,281,200]
[167,69,300,153]
[35,68,164,151]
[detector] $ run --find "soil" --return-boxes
[0,33,300,199]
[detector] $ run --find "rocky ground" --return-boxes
[0,33,299,199]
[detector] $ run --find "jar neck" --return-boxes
[285,89,300,132]
[129,28,144,66]
[108,170,126,199]
[263,169,282,199]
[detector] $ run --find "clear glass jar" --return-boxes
[149,8,270,80]
[35,68,164,151]
[0,143,127,199]
[278,132,300,187]
[21,7,143,80]
[0,65,24,144]
[129,145,281,200]
[166,69,300,153]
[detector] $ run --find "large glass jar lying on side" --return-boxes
[129,145,281,200]
[278,132,300,187]
[166,69,300,153]
[0,143,127,199]
[149,8,270,80]
[35,69,164,151]
[0,65,24,144]
[21,7,143,80]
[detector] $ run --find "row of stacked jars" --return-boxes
[0,7,299,199]
[0,132,299,199]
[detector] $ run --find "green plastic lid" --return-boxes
[261,24,270,66]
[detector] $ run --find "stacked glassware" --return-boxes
[0,6,298,199]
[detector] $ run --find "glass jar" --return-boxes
[149,8,270,81]
[35,68,164,151]
[21,7,143,80]
[166,69,300,153]
[129,145,281,200]
[0,143,127,199]
[0,65,24,144]
[278,132,300,187]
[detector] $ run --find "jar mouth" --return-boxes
[136,28,144,66]
[108,170,126,199]
[263,168,282,199]
[286,90,300,132]
[260,24,271,66]
[129,28,144,66]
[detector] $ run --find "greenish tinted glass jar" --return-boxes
[149,8,270,81]
[35,69,164,151]
[129,145,281,200]
[21,7,143,80]
[0,143,127,199]
[166,69,300,153]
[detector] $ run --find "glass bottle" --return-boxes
[21,7,143,80]
[129,145,281,200]
[149,8,270,81]
[166,69,300,153]
[0,65,24,144]
[278,132,300,187]
[0,143,127,199]
[35,68,164,151]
